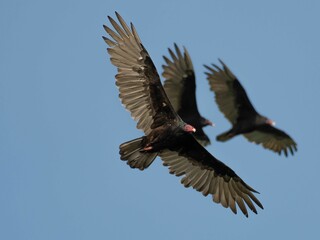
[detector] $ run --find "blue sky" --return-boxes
[1,0,319,239]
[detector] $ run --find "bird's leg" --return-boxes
[143,145,153,151]
[141,131,164,152]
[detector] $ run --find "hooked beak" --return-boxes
[266,119,276,126]
[206,120,215,127]
[184,124,196,133]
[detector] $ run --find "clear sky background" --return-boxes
[1,0,319,239]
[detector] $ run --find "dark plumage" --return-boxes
[204,60,297,156]
[162,44,214,146]
[103,12,263,217]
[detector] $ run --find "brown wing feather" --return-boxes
[160,134,263,217]
[163,44,210,145]
[244,125,297,156]
[162,44,198,114]
[103,12,179,135]
[204,59,258,124]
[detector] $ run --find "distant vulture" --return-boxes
[204,60,297,156]
[103,12,263,217]
[162,44,214,146]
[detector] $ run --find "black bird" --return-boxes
[204,60,297,156]
[162,44,214,146]
[103,12,263,216]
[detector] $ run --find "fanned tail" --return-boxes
[216,130,234,142]
[119,137,158,170]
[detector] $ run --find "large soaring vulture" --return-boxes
[204,60,297,156]
[103,12,263,217]
[162,44,214,146]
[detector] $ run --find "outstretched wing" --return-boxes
[244,125,297,156]
[103,12,180,135]
[162,44,210,145]
[160,134,263,217]
[204,60,258,124]
[162,44,200,116]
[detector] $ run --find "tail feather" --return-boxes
[119,137,158,170]
[216,130,234,142]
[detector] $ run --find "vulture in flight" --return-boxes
[162,44,214,146]
[103,12,263,217]
[204,60,297,156]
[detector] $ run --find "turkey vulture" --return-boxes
[103,12,263,217]
[204,60,297,156]
[162,44,214,146]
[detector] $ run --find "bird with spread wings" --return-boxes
[205,60,297,156]
[103,12,263,217]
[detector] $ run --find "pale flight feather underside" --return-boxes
[103,12,177,135]
[160,149,263,217]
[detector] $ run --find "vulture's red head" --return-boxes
[204,119,215,127]
[266,119,276,126]
[183,124,196,133]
